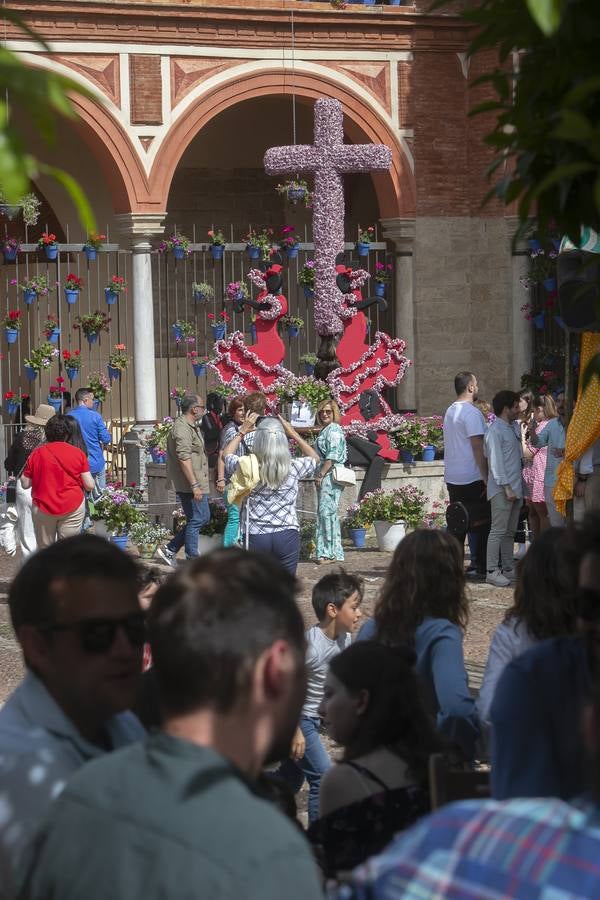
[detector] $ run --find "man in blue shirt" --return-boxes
[68,387,112,490]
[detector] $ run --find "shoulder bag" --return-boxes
[331,464,356,487]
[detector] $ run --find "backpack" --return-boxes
[200,411,223,468]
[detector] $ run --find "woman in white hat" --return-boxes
[4,403,55,559]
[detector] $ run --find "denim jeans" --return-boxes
[248,529,300,575]
[168,491,211,558]
[276,715,331,823]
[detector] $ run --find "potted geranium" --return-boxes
[359,486,429,552]
[144,416,174,463]
[298,259,316,298]
[3,236,20,263]
[344,502,372,549]
[88,371,111,406]
[244,227,274,261]
[42,314,61,345]
[276,178,310,206]
[83,233,106,261]
[158,232,191,259]
[64,272,84,305]
[208,310,229,340]
[198,498,227,554]
[192,281,214,303]
[356,225,375,257]
[172,319,195,344]
[107,344,129,380]
[129,517,171,560]
[373,261,393,297]
[170,386,187,410]
[2,310,22,344]
[207,228,226,260]
[74,309,110,344]
[390,414,429,464]
[23,342,57,380]
[105,275,127,305]
[4,389,28,416]
[38,232,58,261]
[188,350,209,378]
[90,483,144,547]
[278,225,301,258]
[47,380,66,413]
[281,314,304,338]
[299,352,318,376]
[62,348,82,381]
[19,273,51,304]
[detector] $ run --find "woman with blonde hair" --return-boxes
[314,397,348,565]
[223,413,319,573]
[523,393,558,537]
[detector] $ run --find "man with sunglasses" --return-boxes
[0,536,145,898]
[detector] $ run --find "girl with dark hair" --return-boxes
[358,529,478,759]
[216,396,246,547]
[308,642,438,877]
[477,527,579,727]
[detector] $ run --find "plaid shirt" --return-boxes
[331,797,600,900]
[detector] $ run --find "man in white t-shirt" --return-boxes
[443,371,489,578]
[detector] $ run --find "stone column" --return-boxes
[505,216,532,382]
[380,217,417,410]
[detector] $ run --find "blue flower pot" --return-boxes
[172,325,183,341]
[286,246,299,259]
[66,367,79,381]
[303,286,314,300]
[528,239,541,253]
[47,397,62,413]
[400,449,415,464]
[44,245,58,261]
[110,533,128,551]
[92,399,101,411]
[24,365,37,381]
[192,363,206,377]
[421,445,436,462]
[287,187,306,203]
[49,328,60,344]
[173,246,186,260]
[543,277,557,293]
[150,448,166,464]
[23,289,36,305]
[356,242,370,258]
[349,527,367,548]
[287,325,300,338]
[4,328,18,344]
[3,247,17,262]
[84,246,97,261]
[211,324,226,341]
[374,282,386,298]
[234,289,246,302]
[193,291,208,302]
[64,289,79,304]
[5,400,18,416]
[86,332,99,345]
[249,325,257,343]
[105,288,118,305]
[246,245,261,260]
[211,244,224,260]
[303,363,315,376]
[533,312,545,330]
[107,365,120,381]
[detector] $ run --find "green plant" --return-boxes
[19,273,51,295]
[192,281,214,299]
[357,225,375,244]
[212,383,236,400]
[172,320,195,340]
[64,272,84,291]
[170,386,187,401]
[281,315,304,330]
[129,518,171,547]
[74,310,110,336]
[359,486,429,528]
[344,503,372,529]
[106,275,126,294]
[200,499,227,536]
[374,262,393,284]
[275,178,311,206]
[298,260,316,289]
[207,228,225,245]
[0,191,41,226]
[390,415,429,455]
[144,417,174,451]
[423,415,444,448]
[2,310,21,330]
[85,232,106,250]
[244,227,275,259]
[108,344,130,370]
[37,231,57,248]
[299,352,318,366]
[90,485,144,535]
[24,341,57,373]
[42,315,59,339]
[159,232,191,255]
[88,371,111,402]
[275,375,332,408]
[299,520,317,561]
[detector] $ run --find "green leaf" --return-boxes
[526,0,565,35]
[551,110,593,142]
[531,161,596,198]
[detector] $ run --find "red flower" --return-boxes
[56,376,65,384]
[4,391,13,399]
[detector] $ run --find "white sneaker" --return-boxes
[156,546,176,567]
[514,543,527,560]
[503,567,517,583]
[486,569,511,588]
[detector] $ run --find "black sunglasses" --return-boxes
[40,612,147,654]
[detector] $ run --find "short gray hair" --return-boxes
[252,417,291,489]
[180,394,200,415]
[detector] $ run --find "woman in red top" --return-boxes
[21,414,94,547]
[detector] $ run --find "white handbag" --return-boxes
[331,464,356,487]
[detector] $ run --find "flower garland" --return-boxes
[326,332,411,413]
[258,294,283,321]
[209,331,292,398]
[247,268,267,290]
[347,269,371,289]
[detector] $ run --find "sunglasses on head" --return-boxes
[40,612,147,654]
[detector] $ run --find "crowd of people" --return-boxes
[1,371,600,898]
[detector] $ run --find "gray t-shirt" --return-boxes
[302,625,352,717]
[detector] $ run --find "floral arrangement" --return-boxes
[85,233,106,250]
[88,371,111,402]
[2,310,22,331]
[212,382,236,400]
[208,311,230,325]
[159,232,191,255]
[170,386,187,402]
[423,415,443,448]
[281,314,304,330]
[520,248,558,289]
[299,352,318,366]
[275,179,311,206]
[172,320,195,344]
[64,273,84,292]
[226,281,249,302]
[18,274,51,296]
[48,379,67,400]
[74,310,110,336]
[373,262,393,284]
[279,226,300,249]
[422,500,448,529]
[144,417,174,451]
[108,344,129,370]
[200,498,227,537]
[4,389,28,405]
[37,232,57,248]
[41,315,59,339]
[192,282,214,299]
[24,342,58,373]
[187,351,210,365]
[3,237,19,252]
[244,227,274,258]
[357,225,375,244]
[62,348,81,370]
[344,502,372,530]
[358,486,429,528]
[0,192,40,226]
[207,228,225,246]
[90,484,144,535]
[298,260,316,289]
[390,414,429,455]
[274,374,332,408]
[129,518,171,548]
[106,275,127,294]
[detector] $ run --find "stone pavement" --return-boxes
[0,546,513,705]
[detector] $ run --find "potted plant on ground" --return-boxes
[107,343,129,380]
[143,416,174,463]
[171,319,195,344]
[105,275,127,305]
[208,310,229,340]
[74,309,110,344]
[88,371,111,407]
[198,498,227,554]
[276,178,311,206]
[62,348,82,381]
[278,225,301,258]
[3,237,20,263]
[42,314,61,345]
[2,310,22,344]
[83,233,106,261]
[281,314,304,338]
[90,483,144,549]
[19,273,51,304]
[188,350,210,377]
[63,272,84,305]
[244,227,274,261]
[170,386,187,410]
[38,232,58,261]
[192,281,214,303]
[158,232,191,260]
[23,342,57,380]
[356,225,375,257]
[358,489,406,552]
[373,261,393,297]
[344,502,372,549]
[298,259,316,298]
[207,228,226,260]
[47,380,66,413]
[299,352,318,376]
[129,517,171,560]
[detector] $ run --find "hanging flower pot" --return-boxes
[192,363,206,378]
[528,239,542,253]
[249,323,257,343]
[45,245,59,261]
[49,327,60,345]
[173,246,186,260]
[349,527,367,548]
[110,533,129,551]
[246,244,261,260]
[211,324,226,341]
[64,289,79,305]
[288,187,307,203]
[303,362,315,376]
[172,324,183,342]
[66,367,79,381]
[24,365,37,381]
[4,328,18,344]
[374,282,386,298]
[421,445,436,462]
[287,325,300,338]
[105,288,118,305]
[84,246,97,262]
[5,399,18,416]
[356,242,370,258]
[86,332,99,345]
[533,311,545,330]
[3,246,18,263]
[543,277,557,293]
[107,365,121,381]
[286,245,299,259]
[303,286,314,300]
[23,289,36,305]
[47,397,62,413]
[400,449,415,465]
[210,244,224,260]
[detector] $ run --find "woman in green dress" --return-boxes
[315,398,348,564]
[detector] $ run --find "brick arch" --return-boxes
[152,70,415,218]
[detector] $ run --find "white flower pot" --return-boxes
[198,533,223,555]
[93,519,109,538]
[374,520,406,552]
